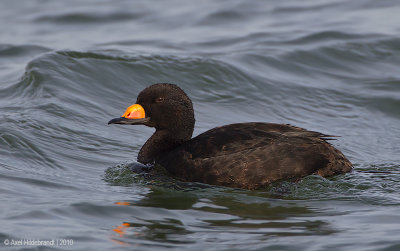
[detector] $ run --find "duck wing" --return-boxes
[159,123,351,189]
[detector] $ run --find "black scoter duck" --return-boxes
[108,83,352,189]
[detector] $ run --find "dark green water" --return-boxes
[1,0,400,250]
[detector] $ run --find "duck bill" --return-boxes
[108,104,149,125]
[108,117,150,125]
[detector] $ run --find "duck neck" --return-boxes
[137,128,193,164]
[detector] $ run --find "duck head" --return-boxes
[108,83,195,139]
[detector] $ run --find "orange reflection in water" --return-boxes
[111,201,134,246]
[114,201,131,206]
[113,223,130,237]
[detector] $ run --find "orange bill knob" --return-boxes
[121,104,145,119]
[108,103,149,125]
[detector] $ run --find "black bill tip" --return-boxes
[108,117,150,125]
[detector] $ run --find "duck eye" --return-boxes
[156,97,164,103]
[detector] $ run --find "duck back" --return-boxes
[158,123,352,189]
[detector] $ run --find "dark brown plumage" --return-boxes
[108,83,352,190]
